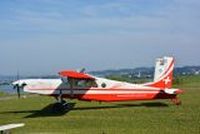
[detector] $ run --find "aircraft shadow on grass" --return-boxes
[0,102,168,118]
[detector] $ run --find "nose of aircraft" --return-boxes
[12,80,27,98]
[12,80,27,87]
[12,80,20,86]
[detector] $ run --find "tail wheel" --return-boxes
[171,97,182,105]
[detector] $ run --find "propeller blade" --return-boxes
[77,68,86,73]
[16,85,21,98]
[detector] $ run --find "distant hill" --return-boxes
[174,66,200,75]
[0,66,200,83]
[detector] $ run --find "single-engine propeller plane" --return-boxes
[12,57,183,110]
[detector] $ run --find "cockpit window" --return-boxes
[73,79,98,88]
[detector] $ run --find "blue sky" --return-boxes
[0,0,200,75]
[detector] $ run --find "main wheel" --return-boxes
[52,102,66,112]
[171,98,182,105]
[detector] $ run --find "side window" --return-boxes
[76,80,98,88]
[101,83,106,88]
[61,77,98,88]
[77,80,86,87]
[86,80,98,87]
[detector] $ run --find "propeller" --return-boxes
[77,68,86,73]
[12,71,27,98]
[14,84,21,98]
[15,71,20,98]
[13,82,27,99]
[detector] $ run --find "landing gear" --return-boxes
[52,101,73,112]
[53,90,74,112]
[52,77,77,112]
[171,97,182,105]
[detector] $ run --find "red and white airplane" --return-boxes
[13,57,183,110]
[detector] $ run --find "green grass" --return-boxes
[0,76,200,134]
[174,75,200,88]
[0,91,9,97]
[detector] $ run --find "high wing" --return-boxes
[58,70,95,80]
[58,70,97,89]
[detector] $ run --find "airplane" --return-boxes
[12,57,183,110]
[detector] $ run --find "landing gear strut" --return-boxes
[53,90,73,112]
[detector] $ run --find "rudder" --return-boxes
[144,57,175,89]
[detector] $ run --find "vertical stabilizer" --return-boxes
[144,57,174,89]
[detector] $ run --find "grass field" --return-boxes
[0,91,9,97]
[0,76,200,134]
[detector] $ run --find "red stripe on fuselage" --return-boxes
[49,92,176,102]
[25,87,176,102]
[25,87,161,91]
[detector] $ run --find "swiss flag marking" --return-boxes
[163,77,171,85]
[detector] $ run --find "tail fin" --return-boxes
[145,57,175,89]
